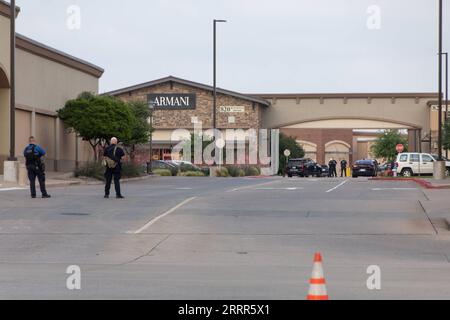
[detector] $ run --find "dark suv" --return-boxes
[286,158,321,177]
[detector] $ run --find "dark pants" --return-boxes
[341,167,347,177]
[27,165,47,197]
[329,167,337,177]
[105,168,122,196]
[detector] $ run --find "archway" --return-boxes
[325,140,351,164]
[296,140,317,161]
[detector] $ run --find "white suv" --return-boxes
[395,153,450,177]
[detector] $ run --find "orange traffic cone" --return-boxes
[307,252,329,300]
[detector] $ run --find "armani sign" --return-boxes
[148,93,196,109]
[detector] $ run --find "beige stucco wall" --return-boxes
[0,15,10,170]
[10,49,100,171]
[16,49,99,112]
[262,98,431,132]
[0,15,10,80]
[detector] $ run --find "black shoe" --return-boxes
[31,195,36,199]
[42,194,51,199]
[104,195,109,199]
[116,195,125,199]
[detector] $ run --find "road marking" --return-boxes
[0,187,27,192]
[174,187,193,190]
[255,187,304,190]
[131,197,197,234]
[325,180,348,193]
[227,180,279,193]
[372,188,418,191]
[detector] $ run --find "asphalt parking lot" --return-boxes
[0,176,449,299]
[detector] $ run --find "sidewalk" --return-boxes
[0,171,153,190]
[370,177,450,189]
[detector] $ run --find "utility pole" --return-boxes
[8,0,17,161]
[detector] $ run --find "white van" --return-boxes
[395,153,450,177]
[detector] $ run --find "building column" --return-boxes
[31,109,36,136]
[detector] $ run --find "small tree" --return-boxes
[371,130,408,162]
[122,100,153,161]
[58,92,134,161]
[279,133,305,174]
[443,121,450,153]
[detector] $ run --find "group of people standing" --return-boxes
[328,158,348,178]
[23,136,125,199]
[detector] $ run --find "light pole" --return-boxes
[213,19,227,131]
[443,52,449,159]
[148,99,156,174]
[8,0,16,161]
[437,0,443,161]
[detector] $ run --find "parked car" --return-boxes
[352,159,378,178]
[378,162,394,177]
[148,160,178,175]
[286,158,322,177]
[395,153,450,177]
[431,155,450,177]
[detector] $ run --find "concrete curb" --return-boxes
[370,177,450,189]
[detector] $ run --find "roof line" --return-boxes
[15,33,104,78]
[103,76,271,106]
[250,93,439,99]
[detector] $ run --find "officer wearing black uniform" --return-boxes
[23,136,50,199]
[103,137,125,199]
[340,159,348,177]
[328,158,337,177]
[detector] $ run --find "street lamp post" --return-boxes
[444,52,449,159]
[148,100,156,174]
[213,19,227,131]
[437,0,443,161]
[8,0,16,161]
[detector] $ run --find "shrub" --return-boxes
[227,166,245,177]
[75,162,146,180]
[243,166,261,176]
[178,171,206,177]
[153,169,172,176]
[121,163,146,178]
[74,162,104,180]
[179,163,201,172]
[215,167,230,177]
[200,167,210,176]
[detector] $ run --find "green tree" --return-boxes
[443,121,450,152]
[279,133,305,174]
[370,130,408,162]
[58,92,134,161]
[122,100,153,161]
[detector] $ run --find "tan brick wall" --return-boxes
[114,82,263,130]
[281,128,354,165]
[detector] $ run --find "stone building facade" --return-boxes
[107,76,270,163]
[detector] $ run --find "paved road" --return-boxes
[0,176,449,299]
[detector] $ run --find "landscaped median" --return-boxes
[370,177,450,189]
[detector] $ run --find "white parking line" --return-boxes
[130,197,197,234]
[255,187,304,190]
[372,188,418,191]
[326,180,348,193]
[0,187,27,192]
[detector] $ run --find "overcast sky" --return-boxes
[12,0,450,94]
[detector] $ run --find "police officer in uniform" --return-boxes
[340,159,348,177]
[103,137,125,199]
[23,136,50,199]
[328,158,337,177]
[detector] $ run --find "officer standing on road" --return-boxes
[328,158,337,177]
[340,159,348,177]
[23,136,51,199]
[103,137,125,199]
